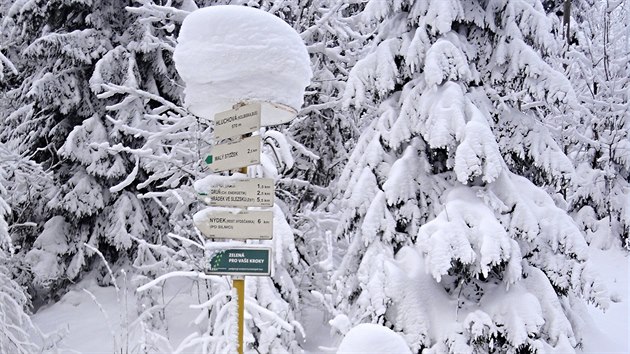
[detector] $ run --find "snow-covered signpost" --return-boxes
[174,5,312,354]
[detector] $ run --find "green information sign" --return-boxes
[207,247,272,276]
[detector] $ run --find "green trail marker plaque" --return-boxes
[207,247,272,276]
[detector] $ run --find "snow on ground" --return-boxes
[31,244,628,353]
[579,245,629,353]
[300,301,337,353]
[31,274,208,353]
[32,275,138,353]
[336,323,411,353]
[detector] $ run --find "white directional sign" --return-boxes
[193,209,273,240]
[213,103,261,141]
[199,178,274,208]
[206,135,261,172]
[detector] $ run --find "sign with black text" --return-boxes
[206,135,261,172]
[194,209,273,240]
[199,178,274,208]
[213,103,261,141]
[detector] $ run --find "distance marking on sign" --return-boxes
[206,135,261,172]
[213,103,261,141]
[193,209,273,240]
[199,178,274,208]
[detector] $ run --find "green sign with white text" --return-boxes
[207,248,271,276]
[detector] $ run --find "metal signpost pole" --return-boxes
[236,164,248,354]
[234,276,245,354]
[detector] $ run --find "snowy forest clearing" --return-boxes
[33,276,216,353]
[30,242,629,353]
[32,275,336,353]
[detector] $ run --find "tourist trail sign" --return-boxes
[207,247,272,276]
[199,178,274,208]
[213,103,261,141]
[206,135,261,172]
[194,209,273,240]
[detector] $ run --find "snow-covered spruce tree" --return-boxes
[0,0,191,298]
[1,38,50,353]
[561,0,630,248]
[331,1,609,352]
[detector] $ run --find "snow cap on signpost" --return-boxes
[174,5,312,126]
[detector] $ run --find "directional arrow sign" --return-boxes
[198,178,274,208]
[207,247,271,276]
[206,135,261,172]
[213,103,261,141]
[193,208,273,240]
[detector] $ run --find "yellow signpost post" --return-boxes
[236,165,247,354]
[235,276,245,354]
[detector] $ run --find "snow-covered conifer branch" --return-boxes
[126,0,193,24]
[136,271,223,292]
[0,51,18,79]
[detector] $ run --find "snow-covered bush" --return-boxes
[0,250,38,354]
[0,145,38,353]
[561,0,630,249]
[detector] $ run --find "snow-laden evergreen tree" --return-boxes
[330,1,610,352]
[1,50,50,352]
[562,0,630,249]
[0,0,193,298]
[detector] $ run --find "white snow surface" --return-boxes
[174,5,312,121]
[336,323,411,354]
[578,246,630,353]
[30,244,628,353]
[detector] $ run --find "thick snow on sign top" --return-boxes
[174,5,312,125]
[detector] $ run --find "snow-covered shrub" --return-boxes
[0,251,38,354]
[0,147,38,353]
[560,0,630,248]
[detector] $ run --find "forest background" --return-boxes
[0,0,628,353]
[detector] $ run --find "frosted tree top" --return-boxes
[174,5,312,124]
